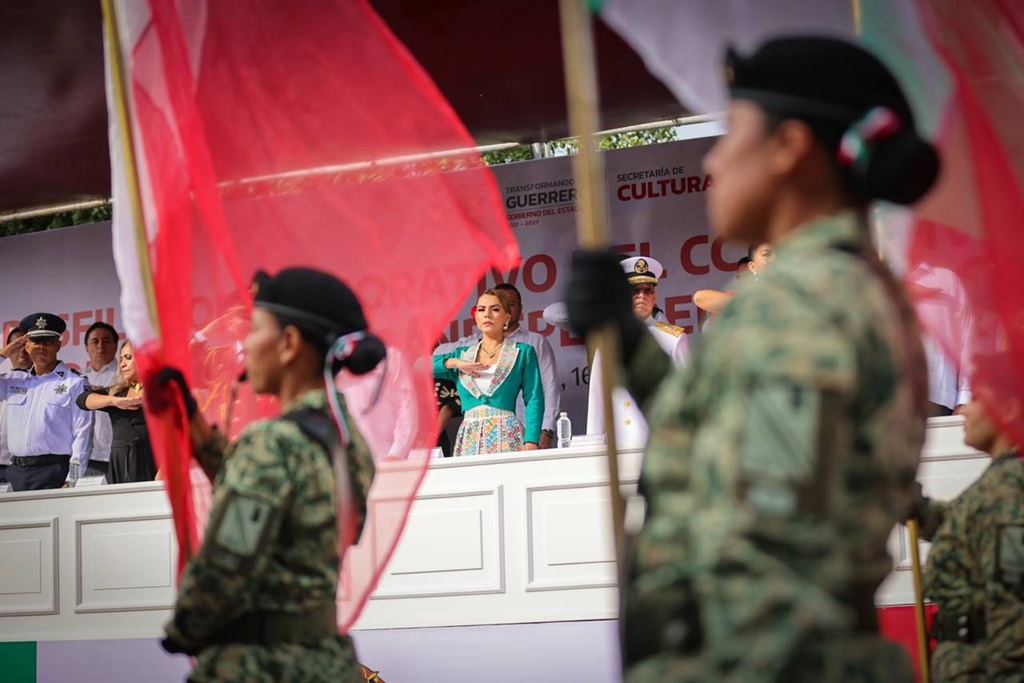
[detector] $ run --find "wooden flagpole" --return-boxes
[101,0,197,562]
[556,0,627,582]
[100,0,161,339]
[907,519,932,683]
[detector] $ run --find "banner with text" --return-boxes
[438,136,740,425]
[1,138,734,424]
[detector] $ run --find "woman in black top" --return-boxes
[77,341,155,484]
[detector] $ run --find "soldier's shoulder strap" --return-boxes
[653,321,685,338]
[283,408,339,461]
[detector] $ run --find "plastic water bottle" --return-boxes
[556,412,572,449]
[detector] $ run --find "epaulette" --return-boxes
[283,408,340,462]
[67,367,84,377]
[653,321,685,338]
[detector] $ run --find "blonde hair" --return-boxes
[108,340,138,396]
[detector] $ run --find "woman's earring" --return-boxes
[503,321,510,330]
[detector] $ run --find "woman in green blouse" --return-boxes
[434,289,544,456]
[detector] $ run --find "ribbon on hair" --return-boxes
[837,106,902,173]
[323,331,365,448]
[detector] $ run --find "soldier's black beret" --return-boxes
[252,267,384,375]
[724,36,940,205]
[19,312,66,339]
[253,267,367,341]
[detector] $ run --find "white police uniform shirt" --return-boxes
[0,357,29,467]
[437,325,560,434]
[586,318,689,446]
[0,361,94,474]
[83,361,119,465]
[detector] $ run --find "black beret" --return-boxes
[253,267,367,343]
[19,312,66,339]
[726,36,914,126]
[725,36,940,205]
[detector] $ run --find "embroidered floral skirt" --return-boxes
[454,406,523,456]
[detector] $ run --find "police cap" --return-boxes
[19,312,66,339]
[725,36,939,205]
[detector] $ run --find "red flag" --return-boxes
[106,0,518,630]
[906,0,1024,442]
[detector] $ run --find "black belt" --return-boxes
[851,582,880,633]
[932,607,987,644]
[208,604,337,647]
[12,454,70,468]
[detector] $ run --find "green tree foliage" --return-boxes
[482,146,537,166]
[598,126,677,150]
[481,125,678,165]
[0,203,112,238]
[0,125,678,235]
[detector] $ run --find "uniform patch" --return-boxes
[997,525,1024,594]
[9,386,27,395]
[208,492,278,566]
[54,384,67,395]
[742,385,820,480]
[740,384,842,517]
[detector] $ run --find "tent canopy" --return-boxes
[0,0,685,213]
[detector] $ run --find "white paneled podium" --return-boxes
[0,417,987,643]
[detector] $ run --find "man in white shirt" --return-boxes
[1,313,93,490]
[587,257,689,445]
[81,322,120,479]
[0,328,32,484]
[436,283,561,449]
[338,346,418,461]
[907,263,973,416]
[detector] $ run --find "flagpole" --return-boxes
[557,0,627,583]
[101,0,162,339]
[101,0,196,561]
[907,519,932,683]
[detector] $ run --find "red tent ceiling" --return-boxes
[0,0,685,213]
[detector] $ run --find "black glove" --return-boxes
[566,250,646,362]
[148,367,199,419]
[161,616,202,656]
[160,635,199,656]
[904,481,942,540]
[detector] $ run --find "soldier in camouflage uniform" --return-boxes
[568,37,941,681]
[914,353,1024,682]
[157,267,384,683]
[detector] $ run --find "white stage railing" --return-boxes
[0,417,984,642]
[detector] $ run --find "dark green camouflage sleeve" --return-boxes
[632,274,868,678]
[167,421,310,647]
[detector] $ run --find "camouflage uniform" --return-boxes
[167,389,374,683]
[923,447,1024,682]
[621,212,928,682]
